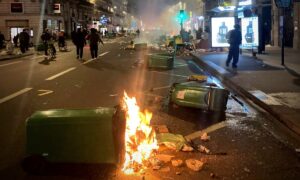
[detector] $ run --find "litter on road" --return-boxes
[156,133,187,151]
[198,145,210,154]
[185,159,204,172]
[171,159,183,167]
[156,154,174,163]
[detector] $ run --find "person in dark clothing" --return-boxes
[86,28,104,59]
[226,24,242,69]
[71,30,77,45]
[41,29,51,56]
[24,29,30,51]
[13,34,19,47]
[19,29,29,53]
[74,28,86,60]
[0,31,4,49]
[58,31,66,50]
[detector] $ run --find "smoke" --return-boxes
[136,0,180,31]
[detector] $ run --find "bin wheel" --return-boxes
[22,155,48,175]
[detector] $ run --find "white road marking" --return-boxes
[82,59,95,65]
[151,71,188,78]
[82,52,110,65]
[0,61,22,67]
[38,89,54,96]
[99,51,110,57]
[46,67,76,81]
[0,88,33,104]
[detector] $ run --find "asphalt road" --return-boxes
[0,37,300,179]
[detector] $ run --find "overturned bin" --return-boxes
[169,81,229,111]
[147,52,175,70]
[22,107,126,174]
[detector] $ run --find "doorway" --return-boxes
[10,27,24,42]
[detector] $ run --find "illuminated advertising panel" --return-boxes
[241,16,259,49]
[211,17,235,47]
[53,3,61,14]
[239,0,252,6]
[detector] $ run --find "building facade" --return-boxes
[272,0,300,50]
[0,0,94,44]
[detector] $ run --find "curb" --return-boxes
[191,52,300,136]
[0,52,34,61]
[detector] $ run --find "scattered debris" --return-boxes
[244,167,251,173]
[109,94,119,97]
[152,166,161,170]
[171,159,183,167]
[149,157,162,167]
[154,96,163,103]
[157,133,187,151]
[198,145,210,154]
[125,45,135,50]
[154,125,169,133]
[200,133,210,142]
[182,144,194,152]
[185,159,204,172]
[176,171,181,175]
[156,154,174,163]
[160,167,170,172]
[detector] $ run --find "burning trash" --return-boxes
[121,92,159,174]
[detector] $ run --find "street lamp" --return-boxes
[274,0,292,66]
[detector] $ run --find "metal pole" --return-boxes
[281,7,285,66]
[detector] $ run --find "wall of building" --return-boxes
[294,2,300,49]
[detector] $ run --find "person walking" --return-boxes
[226,24,242,69]
[24,29,30,51]
[0,31,5,49]
[19,29,29,53]
[41,29,51,56]
[74,28,86,60]
[86,28,104,59]
[13,34,19,47]
[58,30,66,51]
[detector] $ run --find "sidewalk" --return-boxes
[0,47,35,61]
[191,46,300,135]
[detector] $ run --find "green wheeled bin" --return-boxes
[147,53,174,70]
[170,81,229,111]
[23,107,125,174]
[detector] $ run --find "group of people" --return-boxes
[12,29,31,53]
[40,28,104,60]
[71,28,104,60]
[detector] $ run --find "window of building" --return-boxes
[11,2,23,13]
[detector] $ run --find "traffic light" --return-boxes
[177,10,188,22]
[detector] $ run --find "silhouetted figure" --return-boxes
[0,31,5,49]
[226,24,242,69]
[19,29,29,53]
[86,28,104,59]
[74,28,86,60]
[13,34,19,47]
[41,29,51,56]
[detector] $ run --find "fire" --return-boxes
[122,92,158,174]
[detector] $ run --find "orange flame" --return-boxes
[122,92,158,174]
